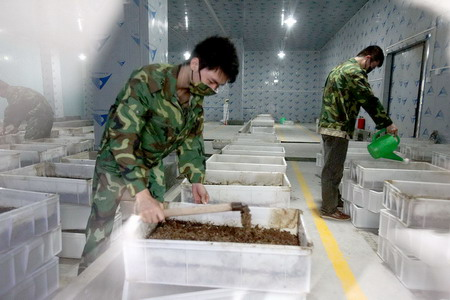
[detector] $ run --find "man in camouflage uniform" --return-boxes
[318,45,398,220]
[79,36,239,272]
[0,80,54,139]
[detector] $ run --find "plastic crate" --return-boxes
[0,162,94,206]
[251,126,275,134]
[222,145,285,157]
[0,188,59,253]
[59,212,122,259]
[61,151,97,165]
[383,180,450,229]
[25,137,94,155]
[234,133,279,143]
[377,236,450,292]
[181,170,291,208]
[206,154,287,173]
[348,202,380,228]
[0,256,59,299]
[123,204,312,294]
[379,209,450,267]
[250,119,275,127]
[351,184,383,212]
[0,143,67,166]
[432,150,450,170]
[368,190,383,213]
[341,179,357,202]
[351,161,449,190]
[400,143,450,162]
[0,152,21,172]
[0,226,61,293]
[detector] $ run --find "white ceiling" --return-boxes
[168,0,370,52]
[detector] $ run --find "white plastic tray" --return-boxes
[0,226,61,293]
[234,133,279,143]
[383,180,450,229]
[348,202,380,229]
[377,236,450,292]
[0,143,66,166]
[0,162,94,206]
[206,154,287,173]
[25,137,94,155]
[0,152,20,172]
[222,145,285,157]
[123,203,313,294]
[0,256,59,299]
[181,170,291,207]
[432,150,450,170]
[0,188,59,253]
[379,209,450,267]
[350,160,450,189]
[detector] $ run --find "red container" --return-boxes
[357,117,365,130]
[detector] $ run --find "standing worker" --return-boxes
[318,45,398,220]
[0,80,54,139]
[79,36,239,272]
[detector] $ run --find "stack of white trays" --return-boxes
[0,188,61,299]
[378,181,450,294]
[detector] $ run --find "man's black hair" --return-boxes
[191,36,239,83]
[357,45,385,67]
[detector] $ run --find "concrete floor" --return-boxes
[53,122,435,300]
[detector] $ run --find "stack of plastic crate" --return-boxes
[378,181,450,295]
[342,160,450,229]
[0,188,61,299]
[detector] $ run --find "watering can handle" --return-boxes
[373,128,400,143]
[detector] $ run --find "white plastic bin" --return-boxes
[0,162,94,206]
[251,119,275,127]
[0,188,59,252]
[123,204,313,294]
[432,150,450,170]
[26,137,94,155]
[181,170,291,207]
[0,257,59,299]
[61,151,97,165]
[0,226,61,293]
[379,209,450,267]
[206,154,287,173]
[0,152,20,172]
[377,236,450,292]
[222,145,285,157]
[251,126,275,134]
[234,133,279,143]
[349,202,380,228]
[383,180,450,229]
[351,161,449,190]
[0,143,66,166]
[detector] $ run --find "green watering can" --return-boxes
[367,128,404,161]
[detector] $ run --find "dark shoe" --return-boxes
[321,210,350,221]
[337,200,344,208]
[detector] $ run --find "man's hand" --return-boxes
[386,123,398,136]
[192,183,209,204]
[135,189,165,223]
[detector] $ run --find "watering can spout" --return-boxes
[380,151,404,161]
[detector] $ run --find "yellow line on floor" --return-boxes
[292,162,368,300]
[295,123,321,142]
[274,124,286,140]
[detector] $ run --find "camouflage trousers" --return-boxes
[24,108,53,140]
[78,159,166,274]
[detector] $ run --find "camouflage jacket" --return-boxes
[318,58,392,139]
[96,64,206,200]
[2,86,53,129]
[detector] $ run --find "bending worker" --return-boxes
[0,80,54,139]
[79,36,239,272]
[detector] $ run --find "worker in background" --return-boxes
[0,80,54,139]
[318,45,398,220]
[78,36,239,273]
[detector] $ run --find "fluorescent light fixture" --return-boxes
[77,18,83,32]
[185,12,189,30]
[277,51,285,59]
[183,51,191,60]
[78,53,87,61]
[3,55,10,61]
[281,10,285,26]
[284,16,297,28]
[274,79,279,83]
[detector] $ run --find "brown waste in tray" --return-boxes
[147,218,299,246]
[0,206,16,214]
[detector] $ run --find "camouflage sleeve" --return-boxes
[351,72,393,129]
[107,78,153,197]
[148,160,166,202]
[177,110,206,184]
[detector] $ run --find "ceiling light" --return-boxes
[281,10,285,26]
[284,17,297,28]
[277,51,285,59]
[185,12,189,30]
[78,53,87,61]
[274,79,279,83]
[183,51,191,60]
